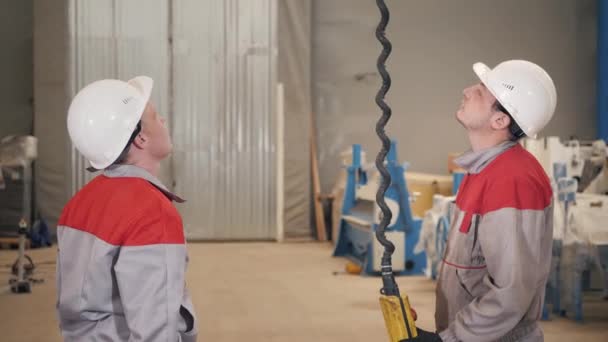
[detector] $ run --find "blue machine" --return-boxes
[333,141,426,276]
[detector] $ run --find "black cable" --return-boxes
[374,0,400,297]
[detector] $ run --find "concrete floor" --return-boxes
[0,242,607,341]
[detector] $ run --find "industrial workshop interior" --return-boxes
[1,0,608,341]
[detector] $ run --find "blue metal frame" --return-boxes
[333,141,426,276]
[599,0,608,141]
[452,171,465,195]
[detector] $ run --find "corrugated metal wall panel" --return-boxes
[113,0,172,186]
[172,0,277,240]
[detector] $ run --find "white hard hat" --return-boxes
[473,60,557,138]
[67,76,153,170]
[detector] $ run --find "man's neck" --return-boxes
[467,130,511,152]
[129,159,161,177]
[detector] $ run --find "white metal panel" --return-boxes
[172,0,278,240]
[67,0,171,194]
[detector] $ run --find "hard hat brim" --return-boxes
[473,62,491,83]
[128,76,154,108]
[473,62,501,103]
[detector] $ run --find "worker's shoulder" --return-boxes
[61,177,136,211]
[480,145,552,213]
[59,175,183,246]
[70,175,171,207]
[487,144,548,181]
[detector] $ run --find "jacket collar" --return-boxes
[103,164,185,203]
[455,140,517,174]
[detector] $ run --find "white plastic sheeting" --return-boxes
[558,194,608,313]
[0,136,37,236]
[565,194,608,245]
[414,194,455,279]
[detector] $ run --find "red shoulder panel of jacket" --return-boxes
[58,175,185,246]
[455,144,553,215]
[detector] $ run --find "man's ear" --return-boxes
[131,132,147,150]
[490,111,511,131]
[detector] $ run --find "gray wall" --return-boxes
[0,0,33,139]
[313,0,597,191]
[279,0,312,238]
[33,0,70,231]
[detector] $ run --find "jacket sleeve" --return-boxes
[440,180,553,342]
[113,203,198,342]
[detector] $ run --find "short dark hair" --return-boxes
[113,121,142,165]
[494,101,525,141]
[85,121,142,172]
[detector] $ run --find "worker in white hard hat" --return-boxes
[56,76,198,341]
[427,60,557,342]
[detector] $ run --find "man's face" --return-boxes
[140,102,172,160]
[455,82,499,132]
